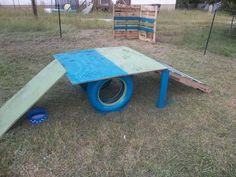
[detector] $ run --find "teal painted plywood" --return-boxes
[54,49,128,84]
[0,60,66,137]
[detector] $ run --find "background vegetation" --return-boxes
[177,0,236,10]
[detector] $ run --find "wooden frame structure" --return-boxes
[113,4,158,42]
[139,5,158,42]
[93,0,113,10]
[0,47,169,137]
[0,46,212,137]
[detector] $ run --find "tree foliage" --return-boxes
[176,0,236,10]
[222,0,236,11]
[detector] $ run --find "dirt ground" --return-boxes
[0,28,236,176]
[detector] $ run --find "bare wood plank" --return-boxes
[169,73,212,93]
[153,6,157,42]
[141,5,156,11]
[155,62,212,93]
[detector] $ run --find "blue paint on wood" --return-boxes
[114,26,140,30]
[114,16,155,33]
[114,16,140,21]
[54,49,128,84]
[139,26,154,33]
[157,69,169,108]
[114,16,155,23]
[140,17,155,23]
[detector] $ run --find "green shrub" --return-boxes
[222,0,236,11]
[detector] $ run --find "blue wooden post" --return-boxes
[157,69,169,108]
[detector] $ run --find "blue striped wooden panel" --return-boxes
[114,16,156,23]
[114,16,140,21]
[114,26,139,30]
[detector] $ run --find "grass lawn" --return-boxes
[0,7,236,177]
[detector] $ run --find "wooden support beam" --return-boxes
[169,72,212,93]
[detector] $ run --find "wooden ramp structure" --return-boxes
[0,60,66,137]
[159,62,212,93]
[0,46,211,138]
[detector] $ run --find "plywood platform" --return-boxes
[54,46,167,84]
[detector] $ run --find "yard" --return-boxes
[0,7,236,177]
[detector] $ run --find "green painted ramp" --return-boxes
[0,60,66,137]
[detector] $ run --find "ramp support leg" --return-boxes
[157,69,169,108]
